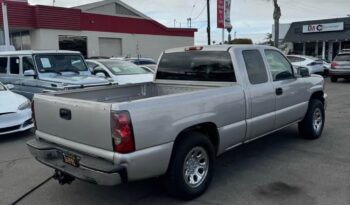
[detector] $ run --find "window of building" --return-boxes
[10,57,20,74]
[0,57,7,73]
[10,31,31,50]
[265,50,294,81]
[59,36,88,58]
[242,50,268,84]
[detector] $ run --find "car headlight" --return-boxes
[18,100,31,110]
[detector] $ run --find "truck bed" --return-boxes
[49,82,222,103]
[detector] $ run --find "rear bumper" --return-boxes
[329,70,350,77]
[27,138,126,185]
[27,133,174,186]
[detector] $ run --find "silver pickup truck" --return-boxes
[27,45,326,199]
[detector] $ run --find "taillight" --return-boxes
[331,62,337,69]
[111,111,135,153]
[31,100,36,129]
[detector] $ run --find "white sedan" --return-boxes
[0,83,33,135]
[86,59,154,85]
[286,55,327,75]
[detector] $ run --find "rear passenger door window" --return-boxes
[10,57,20,74]
[265,50,294,81]
[0,57,8,73]
[242,50,268,84]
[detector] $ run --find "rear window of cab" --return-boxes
[156,51,236,82]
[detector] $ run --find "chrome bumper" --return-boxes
[27,138,126,186]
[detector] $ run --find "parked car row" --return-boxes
[25,45,326,199]
[0,51,156,99]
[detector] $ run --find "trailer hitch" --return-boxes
[53,170,75,185]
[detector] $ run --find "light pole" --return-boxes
[273,0,281,48]
[207,0,211,45]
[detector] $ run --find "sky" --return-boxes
[29,0,350,45]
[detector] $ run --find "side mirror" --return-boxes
[96,72,107,78]
[6,84,14,90]
[24,69,36,77]
[297,67,310,77]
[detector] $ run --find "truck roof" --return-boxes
[0,50,81,56]
[164,45,276,53]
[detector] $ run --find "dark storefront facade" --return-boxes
[284,17,350,61]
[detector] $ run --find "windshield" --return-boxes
[35,54,88,73]
[0,83,5,91]
[101,61,150,75]
[156,51,236,82]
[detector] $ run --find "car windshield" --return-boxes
[0,83,5,91]
[335,54,350,61]
[35,54,88,73]
[101,60,150,75]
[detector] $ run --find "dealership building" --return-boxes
[0,0,196,59]
[283,17,350,61]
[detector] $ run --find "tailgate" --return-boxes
[34,95,113,151]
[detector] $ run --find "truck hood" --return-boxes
[111,74,154,85]
[0,91,28,113]
[40,75,110,86]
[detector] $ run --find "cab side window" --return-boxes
[265,50,294,81]
[23,56,35,72]
[0,57,8,73]
[243,50,268,84]
[10,57,20,74]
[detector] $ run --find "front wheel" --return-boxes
[298,99,325,140]
[164,132,215,200]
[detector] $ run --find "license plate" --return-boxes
[62,152,79,167]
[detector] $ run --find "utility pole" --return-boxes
[187,18,192,28]
[2,1,10,48]
[273,0,281,48]
[207,0,211,45]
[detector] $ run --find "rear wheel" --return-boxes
[164,132,215,200]
[330,76,338,82]
[298,99,325,140]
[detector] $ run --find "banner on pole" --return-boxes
[217,0,225,28]
[217,0,232,29]
[224,0,231,28]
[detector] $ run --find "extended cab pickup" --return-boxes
[27,45,327,199]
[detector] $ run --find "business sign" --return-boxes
[217,0,231,29]
[302,22,344,33]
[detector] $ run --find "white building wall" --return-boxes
[29,29,194,60]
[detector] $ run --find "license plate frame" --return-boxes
[62,152,80,167]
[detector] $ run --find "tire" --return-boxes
[298,99,325,140]
[164,132,215,200]
[330,76,338,82]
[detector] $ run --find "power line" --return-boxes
[192,3,207,20]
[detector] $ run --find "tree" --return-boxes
[228,38,253,45]
[265,33,274,46]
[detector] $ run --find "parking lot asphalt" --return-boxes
[1,78,350,205]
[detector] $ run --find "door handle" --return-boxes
[59,108,72,120]
[276,88,283,96]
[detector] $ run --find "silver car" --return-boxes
[329,50,350,82]
[0,50,111,99]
